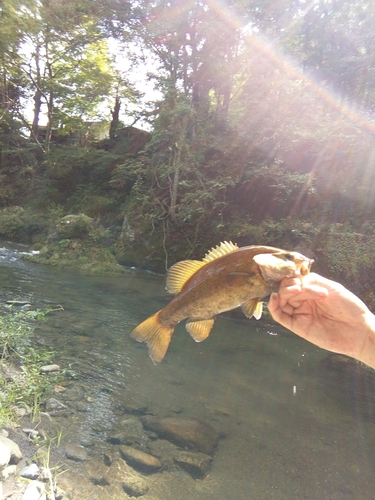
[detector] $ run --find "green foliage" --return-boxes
[0,206,46,241]
[316,224,375,280]
[25,212,123,274]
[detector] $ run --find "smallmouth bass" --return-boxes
[131,242,313,364]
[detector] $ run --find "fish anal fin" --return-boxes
[131,311,174,364]
[186,318,215,342]
[166,260,206,294]
[241,299,263,320]
[202,241,238,263]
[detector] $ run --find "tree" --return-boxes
[6,0,114,149]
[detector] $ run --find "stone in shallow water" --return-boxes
[122,476,149,497]
[116,401,149,415]
[174,451,213,479]
[65,443,88,462]
[108,418,146,446]
[119,445,161,473]
[45,398,68,415]
[147,438,181,469]
[141,416,219,455]
[40,364,61,373]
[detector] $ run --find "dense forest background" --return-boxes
[1,0,375,307]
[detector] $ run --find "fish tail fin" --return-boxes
[131,311,174,364]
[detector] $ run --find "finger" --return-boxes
[283,285,329,305]
[268,298,294,330]
[279,277,303,289]
[278,282,329,305]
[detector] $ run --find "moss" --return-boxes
[23,213,124,274]
[24,243,124,274]
[54,214,94,239]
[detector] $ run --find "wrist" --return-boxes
[357,311,375,369]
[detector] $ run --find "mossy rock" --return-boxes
[24,213,124,274]
[25,240,124,274]
[54,214,94,240]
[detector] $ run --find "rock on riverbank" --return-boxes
[0,427,69,500]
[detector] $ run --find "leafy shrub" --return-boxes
[0,206,47,241]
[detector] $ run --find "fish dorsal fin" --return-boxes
[202,241,238,263]
[166,241,238,294]
[186,318,215,342]
[241,299,263,320]
[166,260,206,294]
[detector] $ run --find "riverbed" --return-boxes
[1,240,375,500]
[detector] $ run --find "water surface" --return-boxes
[1,241,375,499]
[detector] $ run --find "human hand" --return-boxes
[268,273,375,367]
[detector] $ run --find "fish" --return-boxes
[131,241,313,364]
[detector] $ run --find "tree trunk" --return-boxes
[170,113,189,221]
[0,67,9,168]
[31,88,42,140]
[44,42,53,151]
[109,95,121,140]
[30,44,42,141]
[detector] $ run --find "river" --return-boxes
[1,240,375,500]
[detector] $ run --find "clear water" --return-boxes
[1,240,375,499]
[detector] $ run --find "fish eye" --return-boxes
[284,253,294,261]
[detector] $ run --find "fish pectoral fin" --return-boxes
[166,260,206,294]
[186,319,215,342]
[241,299,263,320]
[131,311,174,364]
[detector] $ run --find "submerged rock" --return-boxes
[122,476,149,497]
[65,443,88,462]
[108,418,146,446]
[119,445,161,473]
[174,451,213,479]
[141,416,220,455]
[45,398,68,416]
[147,438,181,469]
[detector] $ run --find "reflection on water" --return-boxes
[1,240,375,499]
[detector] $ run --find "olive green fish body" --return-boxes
[160,246,276,326]
[131,242,313,363]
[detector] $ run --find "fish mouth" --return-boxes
[254,251,314,285]
[299,258,314,276]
